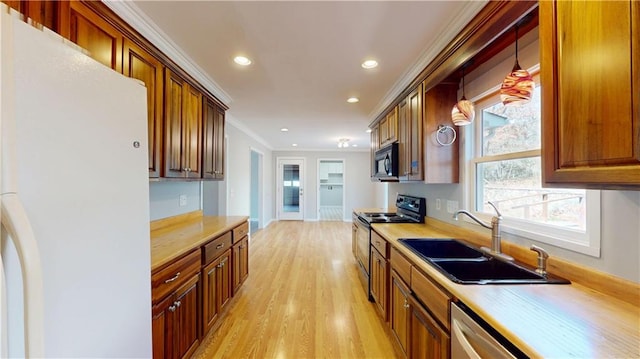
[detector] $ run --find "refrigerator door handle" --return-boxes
[1,193,44,357]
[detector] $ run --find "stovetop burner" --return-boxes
[357,194,426,225]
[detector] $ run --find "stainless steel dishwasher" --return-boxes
[451,302,527,359]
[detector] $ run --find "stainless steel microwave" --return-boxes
[373,143,399,181]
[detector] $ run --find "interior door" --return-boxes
[277,159,304,220]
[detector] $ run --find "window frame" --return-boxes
[463,71,601,257]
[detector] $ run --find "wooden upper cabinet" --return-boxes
[63,1,123,72]
[370,126,379,178]
[405,85,424,181]
[203,98,225,180]
[423,83,458,184]
[540,0,640,189]
[2,1,63,31]
[164,69,202,178]
[123,39,164,178]
[380,107,399,147]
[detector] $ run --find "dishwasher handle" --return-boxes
[451,304,518,359]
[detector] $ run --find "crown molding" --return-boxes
[103,0,232,106]
[368,0,488,122]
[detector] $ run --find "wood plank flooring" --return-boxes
[192,221,401,358]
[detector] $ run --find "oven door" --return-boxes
[355,217,371,287]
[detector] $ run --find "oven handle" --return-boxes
[357,216,370,228]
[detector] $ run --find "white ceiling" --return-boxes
[112,1,487,151]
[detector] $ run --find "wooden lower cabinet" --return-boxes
[370,246,388,320]
[390,270,411,357]
[201,248,232,336]
[409,295,450,359]
[152,273,201,359]
[233,235,249,294]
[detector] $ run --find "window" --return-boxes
[467,76,600,257]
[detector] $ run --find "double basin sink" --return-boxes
[399,238,569,285]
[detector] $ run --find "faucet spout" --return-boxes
[453,209,491,230]
[453,202,512,261]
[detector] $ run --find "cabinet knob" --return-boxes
[174,300,181,308]
[404,300,409,309]
[168,305,176,312]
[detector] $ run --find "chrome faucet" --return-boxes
[453,202,513,261]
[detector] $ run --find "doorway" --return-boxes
[250,149,263,233]
[318,159,344,221]
[277,158,305,220]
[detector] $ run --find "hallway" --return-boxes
[192,221,399,358]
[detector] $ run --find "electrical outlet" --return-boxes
[446,200,458,214]
[179,194,187,207]
[436,199,442,211]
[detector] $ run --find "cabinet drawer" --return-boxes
[203,231,232,265]
[411,267,451,330]
[390,246,412,285]
[232,222,249,243]
[371,231,388,258]
[151,250,200,303]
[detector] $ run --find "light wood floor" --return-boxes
[192,221,401,359]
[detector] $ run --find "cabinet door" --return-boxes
[164,68,185,178]
[423,83,458,183]
[407,84,423,181]
[5,1,61,30]
[409,296,450,359]
[387,107,398,144]
[65,1,122,72]
[164,69,201,178]
[202,256,220,335]
[123,39,164,178]
[390,270,410,357]
[398,98,409,179]
[370,126,379,178]
[233,236,249,294]
[183,84,202,177]
[203,98,225,180]
[174,274,200,359]
[152,295,175,359]
[217,249,232,313]
[540,0,640,188]
[370,247,387,321]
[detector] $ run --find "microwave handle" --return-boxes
[384,154,391,174]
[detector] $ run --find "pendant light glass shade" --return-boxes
[451,70,475,126]
[500,26,534,106]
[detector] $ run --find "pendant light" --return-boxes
[451,68,475,126]
[500,25,534,106]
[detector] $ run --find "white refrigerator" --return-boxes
[0,5,152,358]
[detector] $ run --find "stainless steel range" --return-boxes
[354,194,426,300]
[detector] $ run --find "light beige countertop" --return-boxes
[150,214,248,272]
[372,221,640,358]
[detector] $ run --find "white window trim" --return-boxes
[462,73,601,258]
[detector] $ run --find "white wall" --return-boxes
[220,120,274,223]
[272,150,381,221]
[149,181,201,221]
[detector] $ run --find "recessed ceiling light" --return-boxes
[234,56,252,66]
[280,128,289,132]
[292,143,298,147]
[361,60,378,69]
[347,97,359,103]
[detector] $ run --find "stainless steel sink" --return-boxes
[398,238,570,285]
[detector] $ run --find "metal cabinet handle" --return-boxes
[174,300,181,308]
[164,272,181,284]
[216,243,224,249]
[403,300,409,309]
[168,305,176,312]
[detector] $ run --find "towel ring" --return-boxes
[435,125,456,146]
